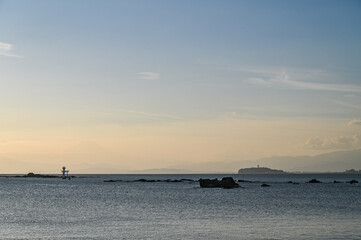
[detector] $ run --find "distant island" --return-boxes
[238,166,287,174]
[238,166,361,174]
[344,169,361,174]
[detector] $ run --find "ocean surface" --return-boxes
[0,174,360,240]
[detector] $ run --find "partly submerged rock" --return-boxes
[22,172,59,178]
[104,180,117,182]
[307,179,322,183]
[347,179,359,184]
[288,181,299,185]
[199,177,239,189]
[261,183,270,187]
[104,178,197,183]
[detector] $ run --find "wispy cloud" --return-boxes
[304,134,361,150]
[243,68,361,93]
[81,107,185,124]
[0,42,22,58]
[225,106,301,120]
[278,74,361,92]
[347,119,361,127]
[117,109,184,121]
[137,72,160,80]
[331,100,361,110]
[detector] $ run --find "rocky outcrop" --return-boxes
[104,178,196,183]
[104,180,117,182]
[288,181,299,185]
[307,179,321,183]
[199,177,239,189]
[21,172,59,178]
[347,179,359,184]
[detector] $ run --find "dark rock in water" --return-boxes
[25,172,36,177]
[288,181,299,185]
[347,179,359,184]
[22,172,59,178]
[104,178,197,183]
[134,179,157,182]
[199,177,239,189]
[136,179,147,182]
[104,179,124,182]
[199,178,220,188]
[180,179,195,182]
[136,179,150,182]
[261,183,270,187]
[333,180,342,183]
[221,177,240,189]
[308,179,321,183]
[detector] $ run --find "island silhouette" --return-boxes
[238,166,287,174]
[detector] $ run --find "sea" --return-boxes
[0,174,360,240]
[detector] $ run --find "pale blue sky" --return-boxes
[1,0,361,172]
[1,0,361,121]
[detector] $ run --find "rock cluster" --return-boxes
[199,177,239,189]
[307,179,322,183]
[104,176,359,189]
[347,179,359,184]
[288,181,299,185]
[21,172,59,178]
[104,178,195,183]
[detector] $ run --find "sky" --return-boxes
[1,0,361,173]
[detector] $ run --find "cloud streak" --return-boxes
[82,108,185,124]
[331,100,361,111]
[304,134,361,150]
[0,42,22,58]
[348,119,361,127]
[117,109,184,121]
[244,68,361,93]
[137,72,160,80]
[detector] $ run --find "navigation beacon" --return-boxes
[61,166,70,180]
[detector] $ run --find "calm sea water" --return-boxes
[0,174,360,240]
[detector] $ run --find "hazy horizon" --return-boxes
[1,1,361,174]
[1,146,360,174]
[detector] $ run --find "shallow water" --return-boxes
[0,174,360,239]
